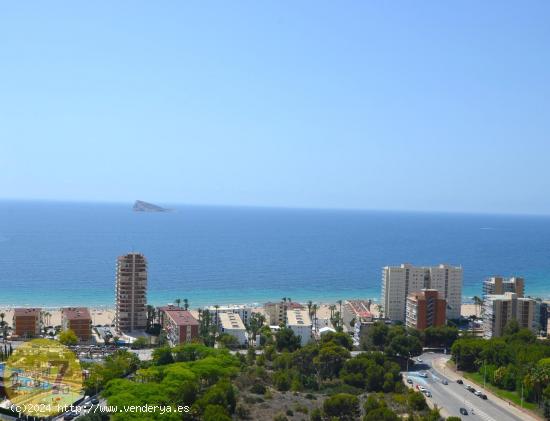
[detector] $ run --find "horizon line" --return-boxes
[1,196,550,218]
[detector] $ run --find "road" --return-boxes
[405,352,534,421]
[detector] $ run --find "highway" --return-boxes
[405,352,533,421]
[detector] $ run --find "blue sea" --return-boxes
[0,200,549,308]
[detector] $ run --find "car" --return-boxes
[474,390,482,396]
[419,372,428,378]
[407,378,413,384]
[418,386,426,392]
[424,391,432,397]
[63,412,78,420]
[417,358,423,362]
[457,379,464,384]
[480,394,488,400]
[460,407,469,415]
[91,397,100,405]
[442,379,448,385]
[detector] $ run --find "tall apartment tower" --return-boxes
[381,263,463,322]
[482,292,536,338]
[406,289,446,330]
[482,276,524,299]
[115,253,148,333]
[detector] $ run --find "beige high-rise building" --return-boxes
[115,252,148,333]
[381,263,463,322]
[482,292,536,338]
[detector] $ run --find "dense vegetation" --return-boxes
[79,330,442,420]
[451,320,550,418]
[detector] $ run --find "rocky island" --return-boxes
[133,200,170,212]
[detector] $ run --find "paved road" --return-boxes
[405,353,527,421]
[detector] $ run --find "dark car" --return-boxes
[91,397,100,405]
[407,378,413,384]
[460,407,469,415]
[481,394,488,400]
[457,379,463,384]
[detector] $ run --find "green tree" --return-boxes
[203,404,231,421]
[322,393,360,421]
[275,327,301,352]
[314,343,350,379]
[59,329,78,345]
[152,346,174,365]
[320,331,353,350]
[363,407,399,421]
[218,333,240,349]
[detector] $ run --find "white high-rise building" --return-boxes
[381,263,463,322]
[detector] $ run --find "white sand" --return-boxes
[0,307,115,327]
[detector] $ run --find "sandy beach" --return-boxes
[0,307,116,327]
[0,302,479,329]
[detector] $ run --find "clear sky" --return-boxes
[1,1,549,214]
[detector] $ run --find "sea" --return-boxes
[0,200,549,308]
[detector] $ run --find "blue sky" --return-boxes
[1,1,549,213]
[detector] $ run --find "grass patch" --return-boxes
[462,372,538,412]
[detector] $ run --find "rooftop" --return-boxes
[164,309,199,326]
[219,312,245,330]
[62,307,91,320]
[13,308,41,317]
[287,309,312,326]
[345,300,373,318]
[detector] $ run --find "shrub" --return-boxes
[322,393,360,421]
[250,383,266,394]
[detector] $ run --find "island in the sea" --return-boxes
[133,200,170,212]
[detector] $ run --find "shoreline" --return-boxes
[0,303,485,329]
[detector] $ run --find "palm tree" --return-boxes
[183,298,189,311]
[0,312,5,327]
[337,300,343,326]
[307,301,313,318]
[214,305,220,326]
[146,305,154,329]
[174,298,181,308]
[329,305,336,320]
[473,296,483,317]
[312,304,318,330]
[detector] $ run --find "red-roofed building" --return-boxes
[61,307,92,342]
[343,300,375,346]
[13,308,42,338]
[159,307,199,346]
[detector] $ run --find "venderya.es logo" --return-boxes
[4,338,83,417]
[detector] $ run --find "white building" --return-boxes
[287,309,312,346]
[219,312,247,346]
[381,263,463,322]
[206,304,252,327]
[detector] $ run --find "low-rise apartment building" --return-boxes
[264,301,304,325]
[287,309,312,346]
[159,307,199,346]
[61,307,92,342]
[205,305,252,327]
[13,308,41,338]
[219,312,247,346]
[342,300,375,345]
